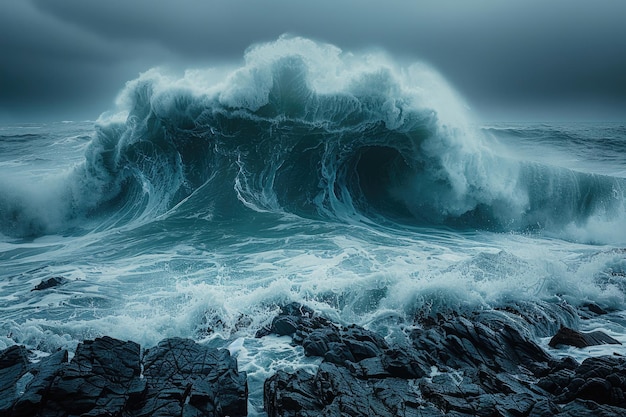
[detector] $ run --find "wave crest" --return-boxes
[1,36,624,244]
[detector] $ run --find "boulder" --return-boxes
[42,336,143,416]
[549,327,622,348]
[0,337,248,417]
[0,345,30,414]
[31,277,67,291]
[135,337,247,417]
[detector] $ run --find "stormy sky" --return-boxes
[1,0,625,123]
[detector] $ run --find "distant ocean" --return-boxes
[1,36,625,415]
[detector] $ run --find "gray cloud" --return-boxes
[0,0,171,121]
[2,0,625,122]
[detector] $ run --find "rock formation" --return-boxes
[2,301,626,416]
[0,336,247,417]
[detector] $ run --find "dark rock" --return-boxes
[12,349,68,417]
[136,337,247,417]
[260,302,626,417]
[528,398,561,416]
[549,326,622,348]
[31,276,67,291]
[382,348,428,379]
[301,328,338,358]
[557,399,626,416]
[260,303,556,416]
[576,377,612,403]
[0,345,29,414]
[581,303,609,316]
[576,356,623,380]
[542,355,626,409]
[537,368,576,394]
[256,302,331,339]
[493,392,537,416]
[492,300,579,337]
[413,313,551,376]
[345,356,389,379]
[0,337,247,417]
[265,362,426,417]
[42,336,143,416]
[550,356,580,372]
[264,369,323,417]
[272,316,299,336]
[420,373,480,415]
[7,299,626,417]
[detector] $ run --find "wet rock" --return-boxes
[12,349,67,417]
[31,276,67,291]
[260,302,626,417]
[549,326,622,348]
[264,362,427,417]
[136,337,247,417]
[580,303,609,317]
[41,336,143,416]
[549,356,626,407]
[0,345,29,414]
[264,369,323,417]
[0,337,247,417]
[272,316,299,336]
[493,300,579,337]
[255,302,329,339]
[413,313,552,376]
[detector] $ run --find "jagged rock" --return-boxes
[549,327,622,348]
[5,301,626,417]
[42,336,144,416]
[556,399,626,416]
[412,313,551,376]
[272,316,299,336]
[264,362,427,417]
[12,349,67,417]
[255,302,329,339]
[136,337,247,417]
[31,276,67,291]
[260,302,626,417]
[528,398,561,416]
[549,356,626,407]
[0,345,30,414]
[264,369,323,417]
[0,337,247,417]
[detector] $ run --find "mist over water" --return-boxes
[1,36,626,415]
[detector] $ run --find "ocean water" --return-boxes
[1,36,625,414]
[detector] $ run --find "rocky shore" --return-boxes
[0,337,247,417]
[1,301,625,416]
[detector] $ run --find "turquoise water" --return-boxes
[1,36,625,415]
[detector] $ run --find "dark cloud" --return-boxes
[2,0,625,122]
[0,0,171,122]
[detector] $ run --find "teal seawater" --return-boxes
[1,36,625,416]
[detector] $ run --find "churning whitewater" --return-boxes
[1,36,626,415]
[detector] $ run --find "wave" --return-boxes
[1,36,625,243]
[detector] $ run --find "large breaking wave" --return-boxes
[1,36,625,243]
